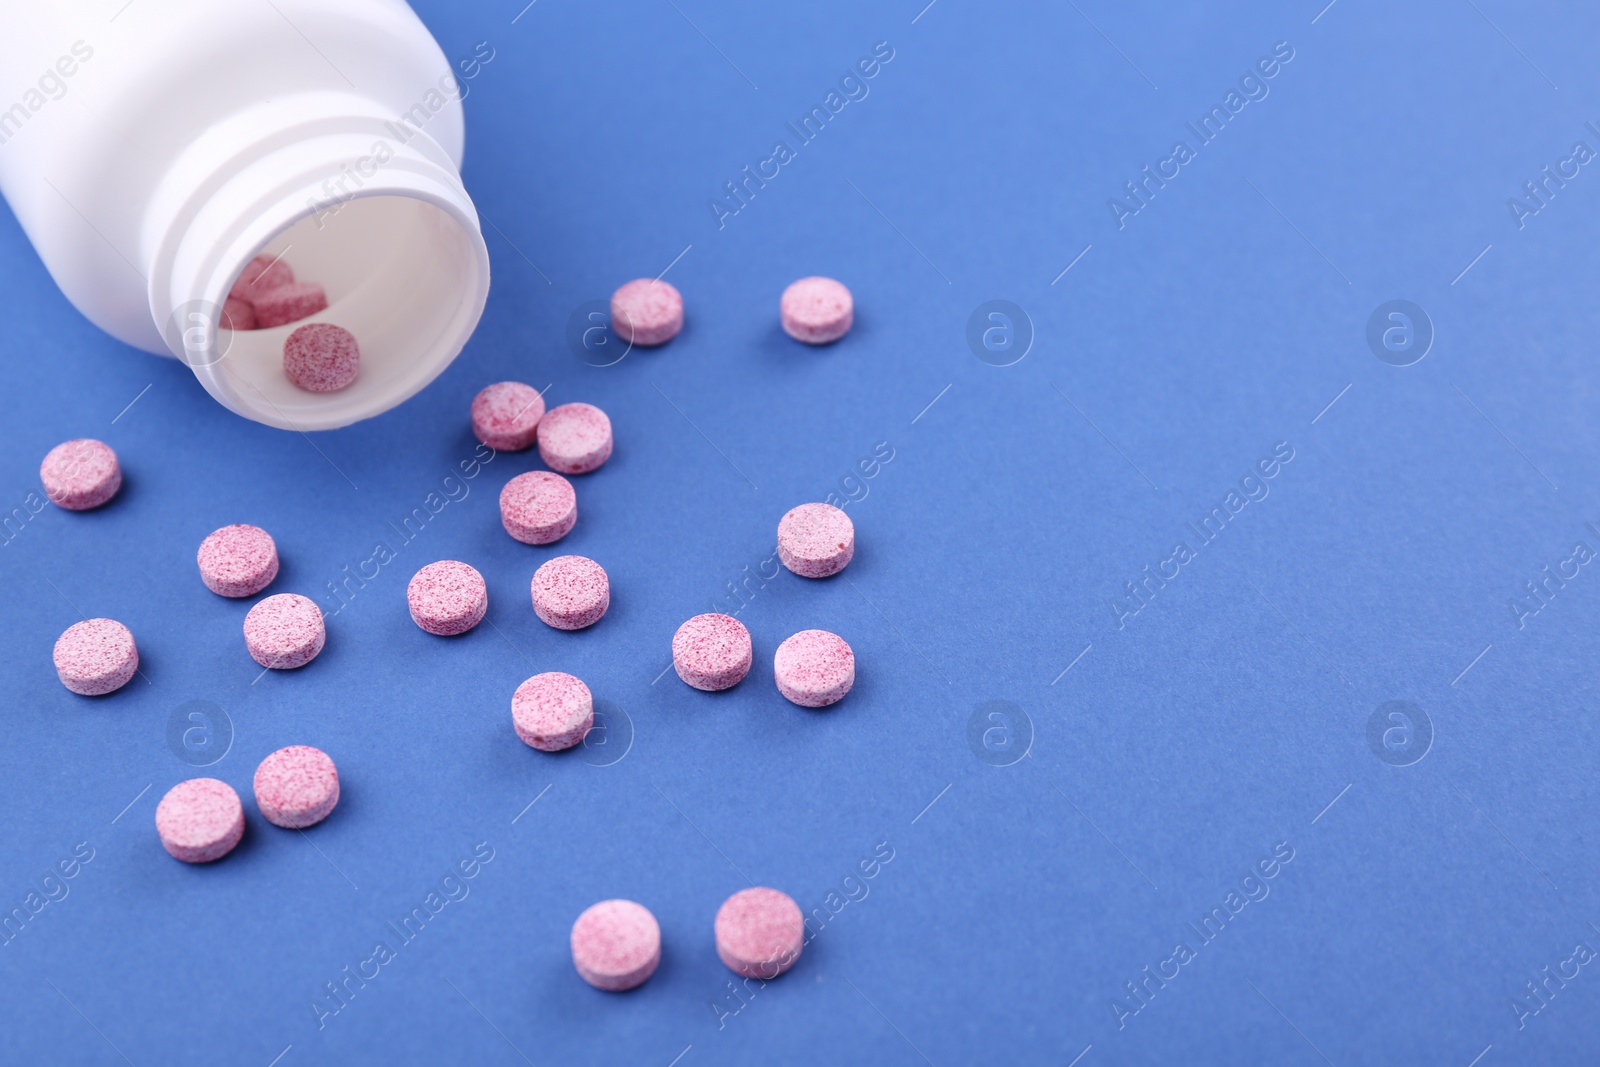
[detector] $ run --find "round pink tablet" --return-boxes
[253,745,340,829]
[511,671,594,752]
[283,323,359,392]
[407,560,487,636]
[531,555,609,630]
[229,253,294,303]
[777,503,854,578]
[471,381,545,452]
[53,618,138,696]
[715,887,805,979]
[773,629,855,708]
[672,613,752,691]
[155,778,245,863]
[254,281,328,328]
[610,278,683,347]
[499,470,577,545]
[537,403,613,475]
[40,438,121,511]
[571,899,662,991]
[780,276,853,344]
[243,593,326,669]
[197,524,279,598]
[221,296,257,331]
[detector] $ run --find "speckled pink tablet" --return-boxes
[53,618,138,696]
[155,778,245,863]
[222,296,257,331]
[254,281,328,328]
[777,503,854,578]
[408,560,487,636]
[499,470,577,545]
[531,555,609,630]
[571,899,661,991]
[715,887,804,979]
[243,593,326,669]
[229,253,294,303]
[511,671,593,752]
[471,381,545,452]
[537,403,613,475]
[780,276,853,344]
[773,629,855,708]
[40,438,121,511]
[283,323,359,392]
[197,524,279,598]
[672,613,752,691]
[610,278,683,347]
[253,745,340,829]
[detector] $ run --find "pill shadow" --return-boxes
[752,315,864,368]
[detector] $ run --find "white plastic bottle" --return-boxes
[0,0,490,430]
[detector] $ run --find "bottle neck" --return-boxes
[145,93,488,430]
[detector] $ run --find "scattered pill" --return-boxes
[407,560,488,636]
[531,555,610,630]
[777,503,854,578]
[571,899,662,991]
[222,296,257,331]
[715,887,804,979]
[155,778,245,863]
[229,253,294,303]
[254,281,329,328]
[780,276,853,344]
[253,745,340,829]
[52,618,138,696]
[283,323,359,392]
[243,593,326,669]
[499,470,577,545]
[196,524,279,598]
[471,381,545,452]
[512,671,594,752]
[672,613,752,691]
[40,438,121,511]
[610,278,683,347]
[773,629,854,708]
[537,402,613,475]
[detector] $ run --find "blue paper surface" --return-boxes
[3,1,1599,1063]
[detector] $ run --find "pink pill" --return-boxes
[283,323,359,393]
[511,671,593,752]
[155,778,245,863]
[531,555,609,630]
[243,593,326,669]
[773,629,855,708]
[253,745,340,829]
[407,560,488,636]
[780,276,853,344]
[197,524,279,598]
[571,899,662,991]
[777,503,854,578]
[222,296,257,331]
[53,618,138,696]
[537,402,613,475]
[610,278,683,347]
[471,381,545,452]
[229,253,294,303]
[254,281,329,328]
[40,438,121,511]
[499,470,577,545]
[672,613,752,691]
[715,887,804,979]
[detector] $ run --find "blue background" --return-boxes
[3,0,1599,1064]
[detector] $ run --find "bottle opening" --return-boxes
[204,194,486,430]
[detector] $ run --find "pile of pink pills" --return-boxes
[225,253,327,331]
[156,745,340,863]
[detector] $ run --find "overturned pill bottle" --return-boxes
[0,1,491,429]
